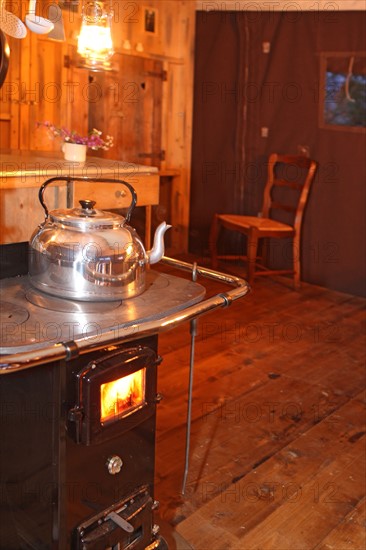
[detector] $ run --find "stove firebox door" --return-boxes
[68,345,162,445]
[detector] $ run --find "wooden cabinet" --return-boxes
[70,172,160,249]
[70,173,159,209]
[0,152,159,246]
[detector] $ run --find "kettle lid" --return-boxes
[49,199,125,229]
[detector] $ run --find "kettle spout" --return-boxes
[147,222,172,264]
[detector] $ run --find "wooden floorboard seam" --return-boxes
[153,263,366,548]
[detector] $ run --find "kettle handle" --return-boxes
[38,177,137,222]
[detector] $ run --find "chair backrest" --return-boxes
[261,153,317,232]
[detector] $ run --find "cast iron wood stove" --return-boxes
[1,336,162,550]
[0,247,249,549]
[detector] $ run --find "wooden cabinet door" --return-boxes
[88,53,164,167]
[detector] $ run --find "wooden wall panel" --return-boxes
[28,38,65,151]
[0,122,10,148]
[0,0,196,252]
[88,53,163,167]
[111,0,194,61]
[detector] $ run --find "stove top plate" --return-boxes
[25,288,123,313]
[0,301,29,325]
[0,270,206,354]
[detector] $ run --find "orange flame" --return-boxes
[100,369,145,424]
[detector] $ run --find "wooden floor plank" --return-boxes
[234,437,366,549]
[153,260,366,548]
[314,497,366,550]
[156,343,365,522]
[175,395,366,549]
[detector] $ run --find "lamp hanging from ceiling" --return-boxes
[77,1,114,70]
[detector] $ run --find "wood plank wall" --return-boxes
[0,0,196,252]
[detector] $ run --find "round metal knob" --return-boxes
[79,199,96,211]
[106,455,123,475]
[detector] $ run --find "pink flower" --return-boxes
[36,121,114,151]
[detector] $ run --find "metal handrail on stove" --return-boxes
[0,257,250,373]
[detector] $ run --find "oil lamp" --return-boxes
[77,0,114,70]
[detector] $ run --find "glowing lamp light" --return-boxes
[77,1,114,70]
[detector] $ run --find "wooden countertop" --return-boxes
[0,150,158,188]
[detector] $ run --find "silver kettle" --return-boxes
[28,177,171,301]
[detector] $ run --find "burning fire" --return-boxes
[100,369,145,424]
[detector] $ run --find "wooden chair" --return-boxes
[209,153,317,289]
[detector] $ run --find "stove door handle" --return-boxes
[106,511,134,533]
[68,406,83,445]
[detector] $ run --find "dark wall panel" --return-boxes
[189,12,247,256]
[190,10,366,296]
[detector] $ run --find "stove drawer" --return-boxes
[70,174,160,209]
[73,485,157,550]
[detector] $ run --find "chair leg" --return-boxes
[260,238,268,268]
[293,235,301,289]
[247,231,258,284]
[209,214,220,268]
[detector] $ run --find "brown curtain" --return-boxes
[190,10,366,296]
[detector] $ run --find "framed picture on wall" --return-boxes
[319,52,366,133]
[144,7,157,34]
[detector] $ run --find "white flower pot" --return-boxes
[62,142,87,162]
